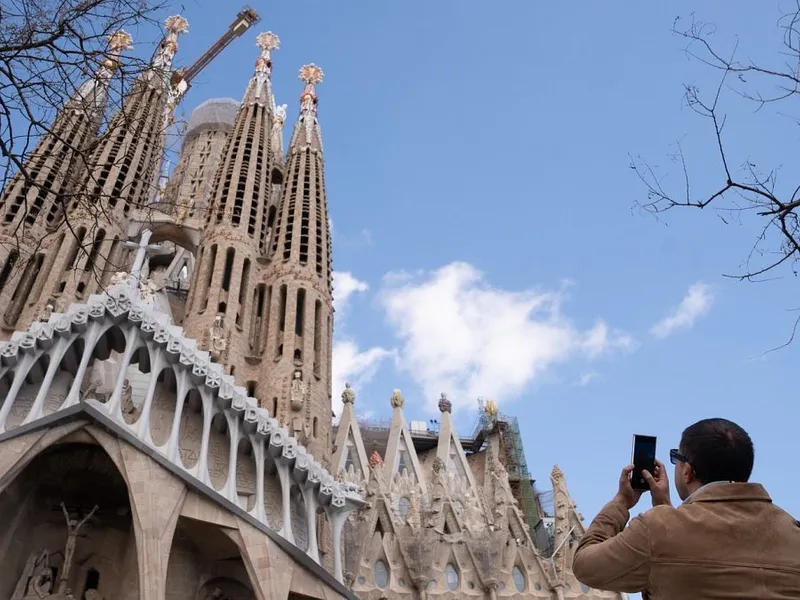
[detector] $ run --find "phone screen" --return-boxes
[631,435,657,491]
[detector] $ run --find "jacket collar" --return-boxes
[685,482,771,504]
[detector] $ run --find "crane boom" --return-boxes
[171,6,261,93]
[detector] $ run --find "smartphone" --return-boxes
[631,434,657,491]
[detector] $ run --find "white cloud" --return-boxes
[379,262,634,412]
[331,340,392,419]
[650,282,714,339]
[577,371,599,386]
[332,271,369,312]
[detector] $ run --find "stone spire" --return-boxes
[183,33,284,385]
[23,16,190,321]
[257,64,334,466]
[0,30,133,336]
[0,30,132,234]
[243,31,280,107]
[289,64,324,152]
[72,15,188,220]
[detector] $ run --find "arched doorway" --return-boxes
[0,441,137,599]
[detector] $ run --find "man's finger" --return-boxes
[619,464,634,482]
[642,469,656,484]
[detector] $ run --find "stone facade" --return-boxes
[0,13,625,600]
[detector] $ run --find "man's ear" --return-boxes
[681,462,696,484]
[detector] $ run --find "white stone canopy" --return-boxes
[0,281,364,583]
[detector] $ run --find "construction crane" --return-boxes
[170,6,261,96]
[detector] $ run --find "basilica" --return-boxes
[0,11,626,600]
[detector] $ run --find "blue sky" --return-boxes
[156,0,797,529]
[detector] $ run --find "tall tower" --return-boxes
[0,30,133,336]
[259,64,333,466]
[161,97,240,224]
[182,33,283,383]
[38,16,189,313]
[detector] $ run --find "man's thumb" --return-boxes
[642,469,656,485]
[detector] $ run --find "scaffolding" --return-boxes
[473,398,544,548]
[501,415,540,533]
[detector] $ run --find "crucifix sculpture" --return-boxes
[57,502,99,594]
[122,229,170,301]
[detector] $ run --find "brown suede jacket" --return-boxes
[572,483,800,599]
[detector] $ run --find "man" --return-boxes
[573,418,800,599]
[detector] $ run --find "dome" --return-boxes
[184,97,239,139]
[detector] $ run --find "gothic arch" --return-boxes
[0,438,138,599]
[166,516,256,600]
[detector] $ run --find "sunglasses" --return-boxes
[669,449,689,465]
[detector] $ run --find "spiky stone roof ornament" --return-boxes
[438,393,452,413]
[342,383,355,405]
[369,451,384,468]
[390,389,404,409]
[254,31,279,74]
[164,15,189,35]
[108,30,134,53]
[298,63,324,86]
[256,31,280,52]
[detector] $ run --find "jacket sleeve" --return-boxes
[572,500,651,593]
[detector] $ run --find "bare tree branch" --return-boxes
[633,7,800,296]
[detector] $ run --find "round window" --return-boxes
[445,563,459,591]
[374,560,389,589]
[512,565,526,592]
[398,497,410,522]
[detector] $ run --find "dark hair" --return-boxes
[679,418,754,484]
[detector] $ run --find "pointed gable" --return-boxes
[331,384,369,481]
[382,390,424,486]
[434,394,477,490]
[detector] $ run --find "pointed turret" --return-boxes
[0,30,132,235]
[182,33,283,388]
[0,30,132,337]
[331,384,370,482]
[75,15,189,220]
[21,16,190,323]
[256,64,334,467]
[434,393,477,489]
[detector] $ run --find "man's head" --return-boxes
[672,418,754,501]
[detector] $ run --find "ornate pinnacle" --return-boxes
[342,383,355,405]
[256,31,280,52]
[438,393,452,414]
[390,389,404,409]
[108,30,133,53]
[164,15,189,35]
[298,63,324,85]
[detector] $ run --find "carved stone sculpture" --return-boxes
[39,302,54,322]
[290,370,308,412]
[438,393,452,413]
[368,451,383,469]
[341,382,355,405]
[209,315,227,359]
[58,503,99,594]
[390,389,404,409]
[30,550,53,598]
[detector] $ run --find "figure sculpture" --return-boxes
[30,550,53,598]
[57,503,99,594]
[290,370,307,412]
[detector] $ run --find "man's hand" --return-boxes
[613,465,643,510]
[643,459,672,507]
